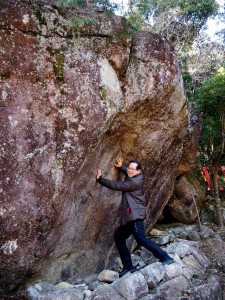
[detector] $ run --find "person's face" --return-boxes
[127,162,141,177]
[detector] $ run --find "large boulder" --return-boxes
[166,171,206,223]
[178,103,201,175]
[163,102,205,224]
[0,0,187,292]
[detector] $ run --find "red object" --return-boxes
[201,166,225,190]
[220,166,225,173]
[220,166,225,189]
[202,167,211,190]
[126,207,130,214]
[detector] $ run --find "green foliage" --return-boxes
[126,11,145,31]
[134,0,219,24]
[56,0,86,7]
[182,69,196,99]
[69,16,94,37]
[55,0,119,35]
[194,70,225,228]
[99,86,116,108]
[218,175,225,189]
[196,70,225,115]
[194,70,225,165]
[178,0,218,21]
[126,0,219,52]
[94,0,118,11]
[56,0,118,11]
[54,0,221,55]
[70,16,93,29]
[46,47,65,82]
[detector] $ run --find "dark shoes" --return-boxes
[160,257,175,265]
[119,265,137,278]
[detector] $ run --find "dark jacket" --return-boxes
[98,165,146,225]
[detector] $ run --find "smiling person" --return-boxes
[96,157,174,277]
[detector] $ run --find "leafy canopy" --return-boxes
[193,69,225,165]
[127,0,219,51]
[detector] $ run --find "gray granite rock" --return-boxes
[157,275,190,299]
[163,262,184,280]
[187,282,223,300]
[112,272,148,300]
[182,255,203,276]
[140,262,165,288]
[92,285,125,300]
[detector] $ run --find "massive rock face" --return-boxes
[0,0,188,292]
[164,104,205,223]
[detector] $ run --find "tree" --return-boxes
[181,32,225,99]
[56,0,118,11]
[125,0,219,52]
[193,70,225,228]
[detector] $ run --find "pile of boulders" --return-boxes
[27,224,224,300]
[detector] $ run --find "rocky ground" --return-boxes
[2,222,224,300]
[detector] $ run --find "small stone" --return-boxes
[83,289,92,299]
[188,230,201,241]
[33,281,57,292]
[200,225,215,239]
[56,281,75,289]
[34,283,42,291]
[149,229,164,236]
[98,270,119,283]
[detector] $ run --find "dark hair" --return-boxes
[129,160,142,170]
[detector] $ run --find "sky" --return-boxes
[205,0,225,40]
[113,0,225,41]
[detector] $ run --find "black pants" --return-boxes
[114,219,170,268]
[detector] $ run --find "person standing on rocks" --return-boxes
[96,157,174,277]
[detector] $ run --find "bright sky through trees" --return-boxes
[205,0,225,40]
[113,0,225,41]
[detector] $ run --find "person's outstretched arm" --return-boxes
[96,169,139,192]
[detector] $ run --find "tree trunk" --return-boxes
[212,168,224,229]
